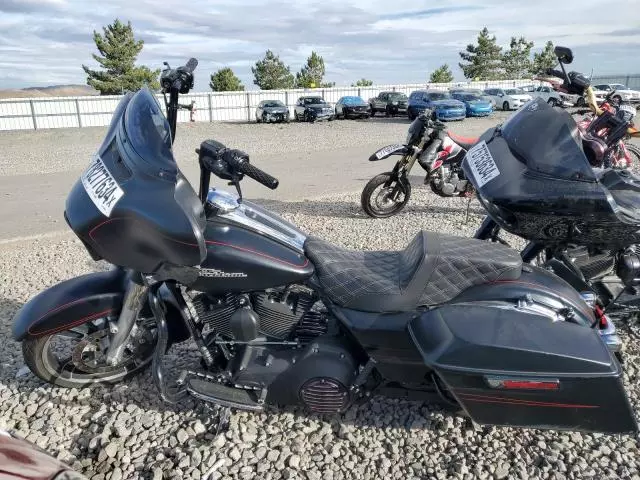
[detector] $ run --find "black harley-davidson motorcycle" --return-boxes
[469,47,640,329]
[360,114,475,218]
[12,58,638,434]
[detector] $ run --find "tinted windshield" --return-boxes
[304,97,325,104]
[463,94,482,101]
[501,98,595,181]
[263,101,284,107]
[123,87,177,178]
[505,89,523,95]
[388,92,407,100]
[428,92,449,100]
[342,96,366,105]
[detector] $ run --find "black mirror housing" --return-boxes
[554,46,574,64]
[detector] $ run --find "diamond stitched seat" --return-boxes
[304,231,522,313]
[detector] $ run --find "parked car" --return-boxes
[449,87,496,108]
[255,100,289,123]
[335,96,370,119]
[294,96,334,122]
[483,87,532,110]
[575,86,607,107]
[450,92,493,117]
[593,83,640,104]
[368,91,408,117]
[408,90,466,121]
[521,85,571,107]
[0,429,87,479]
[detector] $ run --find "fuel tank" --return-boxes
[190,189,314,293]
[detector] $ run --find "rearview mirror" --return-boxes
[554,46,574,64]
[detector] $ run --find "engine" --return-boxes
[187,285,329,342]
[183,286,359,414]
[429,165,471,197]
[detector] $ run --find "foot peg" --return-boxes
[186,377,264,412]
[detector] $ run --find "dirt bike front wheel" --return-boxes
[361,172,411,218]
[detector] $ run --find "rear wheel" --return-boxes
[22,311,156,388]
[361,172,411,218]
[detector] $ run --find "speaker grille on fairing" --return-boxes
[300,378,349,413]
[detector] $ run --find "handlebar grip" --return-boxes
[184,58,198,73]
[545,68,565,79]
[225,151,279,190]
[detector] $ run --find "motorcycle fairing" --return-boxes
[408,304,637,433]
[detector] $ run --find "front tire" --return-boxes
[22,311,156,388]
[547,98,558,107]
[502,101,510,111]
[361,172,411,218]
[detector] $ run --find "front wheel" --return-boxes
[502,101,510,111]
[624,142,640,172]
[361,172,411,218]
[547,98,558,107]
[22,311,156,388]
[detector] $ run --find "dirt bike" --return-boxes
[360,113,475,218]
[11,57,637,435]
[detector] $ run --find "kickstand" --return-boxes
[216,407,231,436]
[464,195,473,224]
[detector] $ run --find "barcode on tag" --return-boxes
[465,140,500,187]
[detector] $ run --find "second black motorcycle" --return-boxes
[11,57,637,435]
[468,46,640,330]
[361,113,475,218]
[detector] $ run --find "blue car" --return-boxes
[451,92,494,117]
[408,90,466,121]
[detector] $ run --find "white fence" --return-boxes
[0,79,540,131]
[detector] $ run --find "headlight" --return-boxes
[392,101,398,105]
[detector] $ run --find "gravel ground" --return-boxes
[2,187,640,480]
[0,114,516,177]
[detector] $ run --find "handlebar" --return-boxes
[225,151,279,190]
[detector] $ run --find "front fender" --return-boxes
[12,268,130,341]
[368,144,409,162]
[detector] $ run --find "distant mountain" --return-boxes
[0,84,99,99]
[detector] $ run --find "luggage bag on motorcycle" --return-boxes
[409,268,637,433]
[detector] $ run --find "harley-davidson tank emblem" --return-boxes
[198,268,247,278]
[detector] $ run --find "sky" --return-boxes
[0,0,639,91]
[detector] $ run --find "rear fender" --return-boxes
[12,268,190,343]
[368,144,409,162]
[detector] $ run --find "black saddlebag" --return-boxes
[408,303,637,434]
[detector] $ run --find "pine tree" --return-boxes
[209,67,244,91]
[295,51,327,88]
[531,41,557,76]
[502,37,534,79]
[82,19,159,95]
[251,50,295,90]
[429,64,454,83]
[458,28,504,80]
[352,78,373,87]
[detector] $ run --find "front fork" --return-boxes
[105,276,148,366]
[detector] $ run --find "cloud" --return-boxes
[0,0,638,90]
